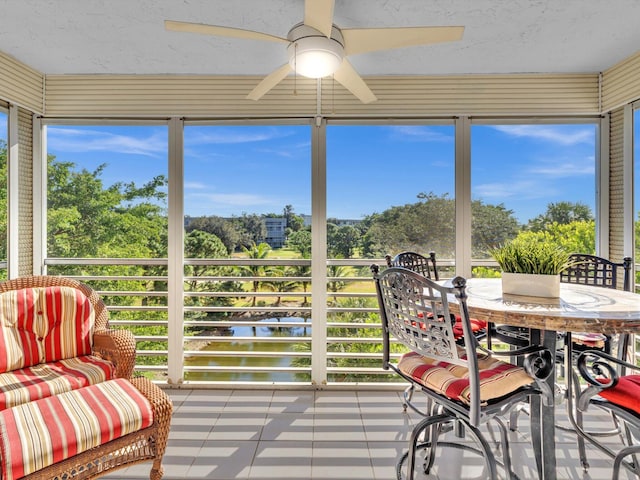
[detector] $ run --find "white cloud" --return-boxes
[186,128,293,145]
[528,159,594,177]
[184,181,207,190]
[474,180,558,200]
[188,191,274,207]
[387,126,453,142]
[492,125,593,146]
[47,127,166,157]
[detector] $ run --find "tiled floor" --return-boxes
[104,388,634,480]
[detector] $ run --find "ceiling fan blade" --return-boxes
[304,0,335,37]
[165,20,288,43]
[332,59,377,104]
[342,26,464,55]
[246,64,293,101]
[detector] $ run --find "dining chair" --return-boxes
[575,349,640,479]
[372,264,553,480]
[385,252,488,416]
[386,252,488,344]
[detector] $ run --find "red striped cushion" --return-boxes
[0,378,153,480]
[0,355,116,411]
[0,286,95,373]
[598,375,640,414]
[398,350,534,404]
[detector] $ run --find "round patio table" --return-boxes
[458,278,640,480]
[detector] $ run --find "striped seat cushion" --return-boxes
[0,286,95,373]
[398,350,535,404]
[0,378,153,480]
[0,355,116,411]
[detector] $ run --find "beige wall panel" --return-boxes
[0,52,44,114]
[320,75,599,116]
[45,75,318,117]
[44,74,599,118]
[608,108,624,262]
[602,51,640,113]
[17,108,33,276]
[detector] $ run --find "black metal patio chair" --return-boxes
[575,349,640,479]
[372,265,553,480]
[385,252,489,416]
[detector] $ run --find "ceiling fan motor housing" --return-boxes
[287,23,345,78]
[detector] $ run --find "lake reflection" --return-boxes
[184,317,311,382]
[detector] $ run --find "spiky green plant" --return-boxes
[489,238,572,275]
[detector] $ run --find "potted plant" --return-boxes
[489,237,572,297]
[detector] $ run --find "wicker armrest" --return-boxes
[130,377,174,479]
[93,329,137,379]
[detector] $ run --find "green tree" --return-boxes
[514,221,595,254]
[287,228,312,257]
[527,201,593,232]
[185,215,240,254]
[47,158,167,260]
[328,224,361,258]
[239,242,272,307]
[233,213,267,248]
[362,192,519,259]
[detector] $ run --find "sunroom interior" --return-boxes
[1,0,640,389]
[2,2,640,479]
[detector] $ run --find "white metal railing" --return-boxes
[42,257,638,386]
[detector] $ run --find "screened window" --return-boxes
[471,123,597,269]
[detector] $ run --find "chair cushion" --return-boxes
[398,350,535,405]
[0,286,95,373]
[452,315,487,340]
[0,378,153,480]
[598,374,640,415]
[417,313,486,340]
[0,355,116,411]
[572,332,606,349]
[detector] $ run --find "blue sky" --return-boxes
[0,115,632,224]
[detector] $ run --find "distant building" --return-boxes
[264,217,287,248]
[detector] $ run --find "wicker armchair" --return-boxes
[0,275,173,480]
[0,275,137,379]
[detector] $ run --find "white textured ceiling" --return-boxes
[1,0,639,77]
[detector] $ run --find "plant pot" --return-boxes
[501,272,560,298]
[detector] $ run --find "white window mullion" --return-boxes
[7,105,19,278]
[311,116,327,386]
[455,116,472,278]
[167,117,185,385]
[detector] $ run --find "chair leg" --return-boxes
[465,422,499,480]
[569,368,589,471]
[491,416,515,478]
[401,413,451,480]
[613,445,640,480]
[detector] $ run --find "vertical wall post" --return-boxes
[455,116,472,278]
[167,117,184,385]
[311,116,327,386]
[622,105,634,260]
[7,105,19,278]
[596,115,610,258]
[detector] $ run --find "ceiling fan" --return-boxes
[165,0,464,104]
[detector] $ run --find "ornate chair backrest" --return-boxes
[385,251,439,281]
[372,266,481,415]
[561,254,633,292]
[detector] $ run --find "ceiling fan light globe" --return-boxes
[288,36,344,78]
